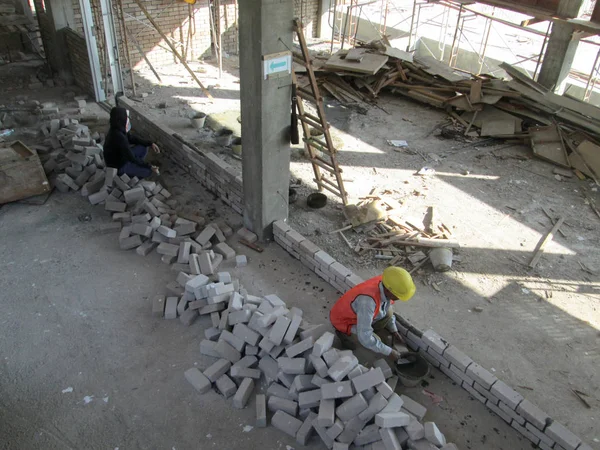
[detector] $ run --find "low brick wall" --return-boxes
[118,100,589,450]
[120,97,243,214]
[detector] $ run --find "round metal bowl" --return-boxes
[307,192,327,209]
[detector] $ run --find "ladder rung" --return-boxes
[293,56,307,67]
[303,137,330,154]
[304,112,322,123]
[309,136,329,149]
[315,155,341,172]
[315,179,344,198]
[309,157,338,173]
[321,176,343,189]
[299,115,326,133]
[297,90,318,104]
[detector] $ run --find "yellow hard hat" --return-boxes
[382,267,416,301]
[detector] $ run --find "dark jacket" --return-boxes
[103,107,152,170]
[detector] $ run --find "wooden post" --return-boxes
[133,0,213,99]
[215,0,223,78]
[116,0,136,97]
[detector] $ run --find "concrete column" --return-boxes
[537,22,580,94]
[239,0,293,241]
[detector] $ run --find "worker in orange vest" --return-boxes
[330,267,416,362]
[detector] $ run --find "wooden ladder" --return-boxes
[292,19,348,206]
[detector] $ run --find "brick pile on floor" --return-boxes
[170,272,459,450]
[36,117,457,450]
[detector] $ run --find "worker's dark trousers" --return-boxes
[118,145,152,178]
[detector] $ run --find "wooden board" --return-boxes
[414,55,468,82]
[481,119,517,136]
[382,46,414,63]
[529,125,570,167]
[462,105,522,132]
[499,62,548,94]
[575,140,600,179]
[325,50,389,75]
[0,140,50,204]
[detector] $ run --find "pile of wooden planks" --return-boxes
[298,41,600,182]
[337,196,458,270]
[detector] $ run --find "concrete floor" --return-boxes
[0,160,530,450]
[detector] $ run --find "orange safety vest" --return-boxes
[330,275,391,335]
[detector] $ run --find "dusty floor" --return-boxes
[126,56,600,447]
[0,57,597,449]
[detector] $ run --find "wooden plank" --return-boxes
[575,140,600,180]
[382,45,414,62]
[0,141,50,204]
[529,125,570,167]
[499,62,547,94]
[414,55,467,82]
[529,216,565,268]
[345,48,365,62]
[325,50,389,75]
[481,119,517,137]
[470,79,482,103]
[462,105,522,131]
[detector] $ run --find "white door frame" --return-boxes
[98,0,124,96]
[78,0,106,101]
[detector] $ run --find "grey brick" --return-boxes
[258,355,279,380]
[497,401,526,425]
[296,411,317,445]
[204,327,221,341]
[272,410,303,438]
[421,329,449,354]
[189,254,201,274]
[442,345,473,372]
[298,389,321,409]
[198,252,213,275]
[448,363,475,386]
[292,374,315,393]
[230,366,261,379]
[484,399,512,424]
[326,418,344,440]
[211,312,221,328]
[380,393,404,414]
[511,420,540,446]
[232,323,261,346]
[317,398,335,427]
[268,395,298,416]
[267,382,294,401]
[490,380,523,410]
[373,359,393,379]
[312,416,335,449]
[473,382,500,405]
[376,411,411,428]
[321,381,354,399]
[313,331,334,357]
[200,339,220,357]
[380,427,402,450]
[228,308,252,325]
[352,367,386,392]
[286,337,314,358]
[359,392,388,422]
[152,295,165,317]
[278,357,306,374]
[516,399,550,430]
[233,378,254,409]
[332,443,349,450]
[204,359,232,382]
[336,415,368,444]
[184,368,211,394]
[299,323,329,342]
[215,374,237,398]
[322,348,340,367]
[328,355,359,382]
[214,242,235,259]
[466,363,498,390]
[355,424,382,446]
[400,395,427,421]
[405,419,425,440]
[179,308,198,326]
[164,297,178,319]
[136,241,157,256]
[525,423,556,448]
[314,250,336,268]
[269,315,292,346]
[311,375,327,387]
[256,394,267,427]
[283,314,303,345]
[309,354,329,378]
[461,381,487,404]
[299,239,321,257]
[198,303,226,316]
[220,329,245,352]
[545,421,581,450]
[377,381,394,399]
[336,393,368,422]
[215,339,241,362]
[424,422,446,447]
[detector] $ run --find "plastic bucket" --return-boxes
[216,128,233,146]
[231,137,242,156]
[394,353,431,387]
[190,112,206,129]
[429,247,453,272]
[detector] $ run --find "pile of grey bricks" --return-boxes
[168,270,459,450]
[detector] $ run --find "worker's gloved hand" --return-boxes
[151,165,160,175]
[151,143,161,154]
[388,348,401,363]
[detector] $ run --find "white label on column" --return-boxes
[263,54,292,80]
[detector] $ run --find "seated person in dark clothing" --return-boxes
[103,107,160,178]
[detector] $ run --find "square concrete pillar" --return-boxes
[239,0,293,241]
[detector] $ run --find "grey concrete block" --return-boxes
[268,315,292,346]
[336,393,369,422]
[352,367,386,392]
[215,374,237,398]
[313,331,335,357]
[269,344,286,359]
[380,393,404,414]
[233,377,254,409]
[440,445,459,450]
[198,303,226,316]
[465,363,498,390]
[200,339,220,357]
[286,337,314,358]
[258,355,279,380]
[217,272,232,283]
[373,359,393,379]
[421,329,449,354]
[337,415,368,444]
[256,394,267,427]
[214,242,235,259]
[179,307,198,326]
[164,297,178,319]
[245,345,259,356]
[279,371,295,389]
[311,375,327,387]
[359,392,388,422]
[195,225,216,245]
[278,357,306,375]
[176,297,188,316]
[332,443,349,450]
[215,339,241,362]
[380,427,402,450]
[377,381,394,399]
[322,348,340,367]
[119,235,143,250]
[321,381,354,400]
[298,389,321,409]
[299,323,329,342]
[296,411,317,445]
[189,253,201,275]
[177,241,191,264]
[184,368,211,394]
[376,411,411,428]
[236,254,247,267]
[157,225,176,238]
[516,399,550,430]
[309,354,329,378]
[405,419,425,440]
[232,323,261,346]
[407,438,438,450]
[490,380,523,410]
[312,417,335,449]
[400,395,427,421]
[317,398,336,427]
[293,374,316,392]
[230,366,261,379]
[272,410,303,438]
[157,242,179,256]
[204,327,221,341]
[152,295,165,317]
[545,421,581,450]
[185,274,210,294]
[198,252,214,275]
[442,345,473,372]
[326,418,344,440]
[211,312,221,328]
[283,314,303,345]
[220,329,246,352]
[328,355,358,382]
[267,382,294,401]
[203,358,232,383]
[355,424,382,446]
[268,395,298,416]
[228,308,252,325]
[524,422,556,448]
[136,241,157,256]
[497,401,526,426]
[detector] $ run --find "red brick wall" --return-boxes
[64,27,95,97]
[294,0,319,38]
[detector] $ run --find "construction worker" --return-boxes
[330,267,416,362]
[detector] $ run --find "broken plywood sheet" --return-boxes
[0,140,50,204]
[575,140,600,179]
[481,119,517,137]
[325,50,389,75]
[382,46,414,63]
[462,105,522,132]
[529,125,570,168]
[414,55,467,82]
[499,62,548,94]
